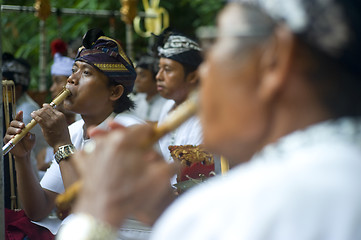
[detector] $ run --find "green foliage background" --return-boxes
[1,0,224,90]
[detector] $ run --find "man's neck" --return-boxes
[260,94,332,150]
[146,90,158,102]
[81,110,114,136]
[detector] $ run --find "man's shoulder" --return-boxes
[68,119,85,130]
[153,153,361,239]
[114,112,145,127]
[163,99,175,109]
[158,100,176,121]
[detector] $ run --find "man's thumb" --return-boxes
[15,111,24,122]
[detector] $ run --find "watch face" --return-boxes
[64,146,72,154]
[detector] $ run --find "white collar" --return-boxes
[82,112,117,140]
[252,117,361,163]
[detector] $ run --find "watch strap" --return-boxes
[54,144,76,164]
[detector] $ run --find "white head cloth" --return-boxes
[51,53,74,76]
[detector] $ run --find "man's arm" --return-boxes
[15,153,57,220]
[31,104,78,189]
[4,111,57,220]
[65,123,176,230]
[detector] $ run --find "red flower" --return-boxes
[179,162,215,182]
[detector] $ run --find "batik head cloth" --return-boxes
[136,54,159,78]
[231,0,361,75]
[154,29,203,68]
[75,28,136,94]
[2,52,31,88]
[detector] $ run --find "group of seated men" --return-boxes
[3,0,361,239]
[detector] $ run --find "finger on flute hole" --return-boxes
[15,111,23,121]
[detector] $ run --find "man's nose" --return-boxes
[155,69,163,82]
[67,72,78,85]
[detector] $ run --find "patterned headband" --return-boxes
[157,35,202,58]
[2,54,30,87]
[75,29,136,94]
[155,30,203,68]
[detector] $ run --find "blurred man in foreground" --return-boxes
[58,0,361,239]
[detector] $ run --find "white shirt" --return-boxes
[41,112,143,193]
[157,100,203,163]
[131,93,167,122]
[151,117,361,240]
[37,112,144,234]
[17,93,49,178]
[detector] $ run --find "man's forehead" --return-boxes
[74,61,93,69]
[159,57,178,65]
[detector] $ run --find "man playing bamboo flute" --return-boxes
[4,28,146,239]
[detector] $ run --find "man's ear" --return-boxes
[258,26,295,101]
[109,84,124,101]
[185,70,199,85]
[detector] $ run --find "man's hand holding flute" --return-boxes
[72,122,177,228]
[3,89,73,221]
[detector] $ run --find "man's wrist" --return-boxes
[14,153,32,165]
[54,144,75,164]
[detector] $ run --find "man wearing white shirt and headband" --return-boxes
[154,29,204,168]
[4,28,145,239]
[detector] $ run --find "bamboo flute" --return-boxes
[2,88,71,156]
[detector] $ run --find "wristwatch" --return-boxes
[54,144,76,164]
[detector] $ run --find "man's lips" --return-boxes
[157,85,165,91]
[65,86,75,98]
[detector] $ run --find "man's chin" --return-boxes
[63,101,73,111]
